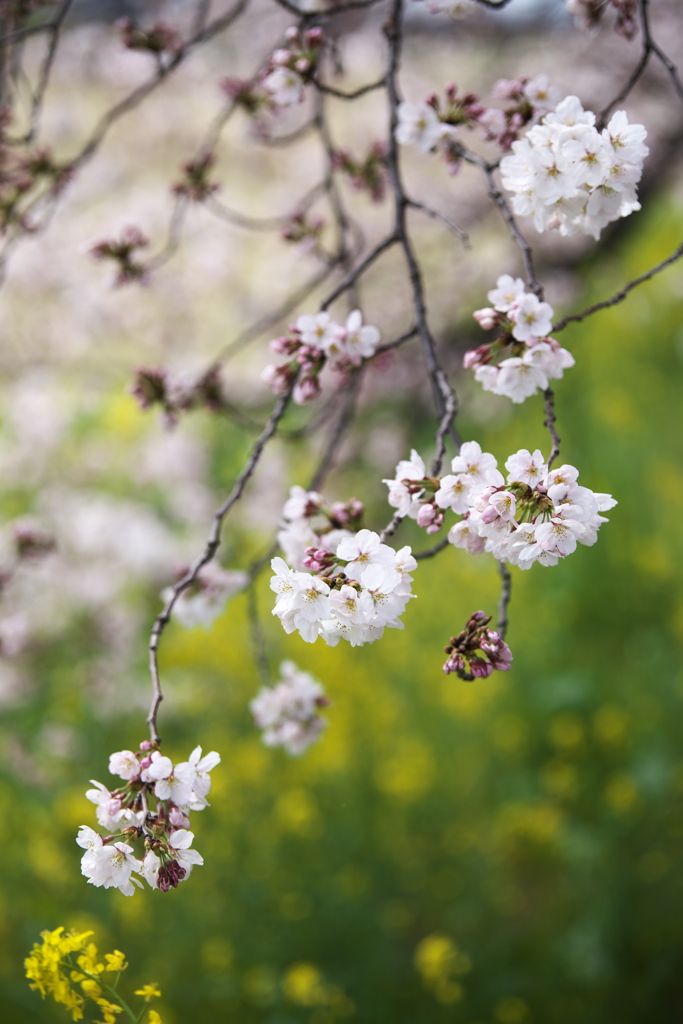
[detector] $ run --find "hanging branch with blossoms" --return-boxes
[2,0,683,918]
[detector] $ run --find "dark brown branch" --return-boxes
[552,241,683,332]
[406,197,470,247]
[496,561,511,639]
[415,536,449,560]
[313,76,387,100]
[206,180,327,231]
[147,383,295,743]
[543,387,561,469]
[384,0,460,473]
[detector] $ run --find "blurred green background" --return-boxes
[4,194,683,1024]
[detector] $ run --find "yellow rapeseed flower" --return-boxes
[135,983,162,1002]
[105,951,129,973]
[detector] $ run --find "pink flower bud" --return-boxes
[480,504,500,524]
[473,307,499,330]
[293,374,321,405]
[463,344,492,370]
[417,503,437,528]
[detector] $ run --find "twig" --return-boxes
[552,241,683,332]
[147,384,295,742]
[496,561,512,640]
[543,387,561,469]
[406,197,470,247]
[415,536,449,560]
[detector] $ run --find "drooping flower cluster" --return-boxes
[251,661,329,755]
[384,442,616,568]
[25,926,162,1024]
[271,527,416,646]
[262,310,381,404]
[443,611,513,680]
[162,562,248,628]
[77,741,219,895]
[465,275,574,402]
[500,96,648,238]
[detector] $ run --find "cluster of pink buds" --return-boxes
[130,364,227,425]
[77,740,219,895]
[332,142,389,203]
[395,83,483,174]
[565,0,637,38]
[277,484,364,570]
[90,225,149,286]
[117,18,183,57]
[281,210,326,255]
[479,74,561,150]
[262,309,381,405]
[465,275,574,403]
[0,516,55,657]
[261,27,324,109]
[443,611,513,680]
[172,152,219,203]
[0,127,71,235]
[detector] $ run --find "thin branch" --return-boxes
[205,180,327,231]
[313,76,387,100]
[496,561,512,640]
[406,197,470,247]
[552,241,683,332]
[320,232,398,311]
[20,0,74,144]
[384,0,460,473]
[598,0,683,127]
[415,536,449,560]
[375,325,419,353]
[214,259,340,364]
[70,0,251,172]
[543,387,561,469]
[147,384,294,742]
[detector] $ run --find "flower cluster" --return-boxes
[261,27,324,109]
[25,926,162,1024]
[276,484,364,570]
[332,142,389,203]
[262,309,381,404]
[464,275,574,402]
[396,75,559,166]
[118,17,182,57]
[480,74,561,151]
[251,661,329,755]
[565,0,637,38]
[385,442,616,567]
[90,225,149,286]
[443,611,513,680]
[77,741,219,895]
[500,96,648,239]
[271,527,416,646]
[162,563,248,628]
[395,83,483,173]
[130,364,228,425]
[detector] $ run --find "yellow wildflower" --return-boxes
[135,983,162,1002]
[105,951,128,973]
